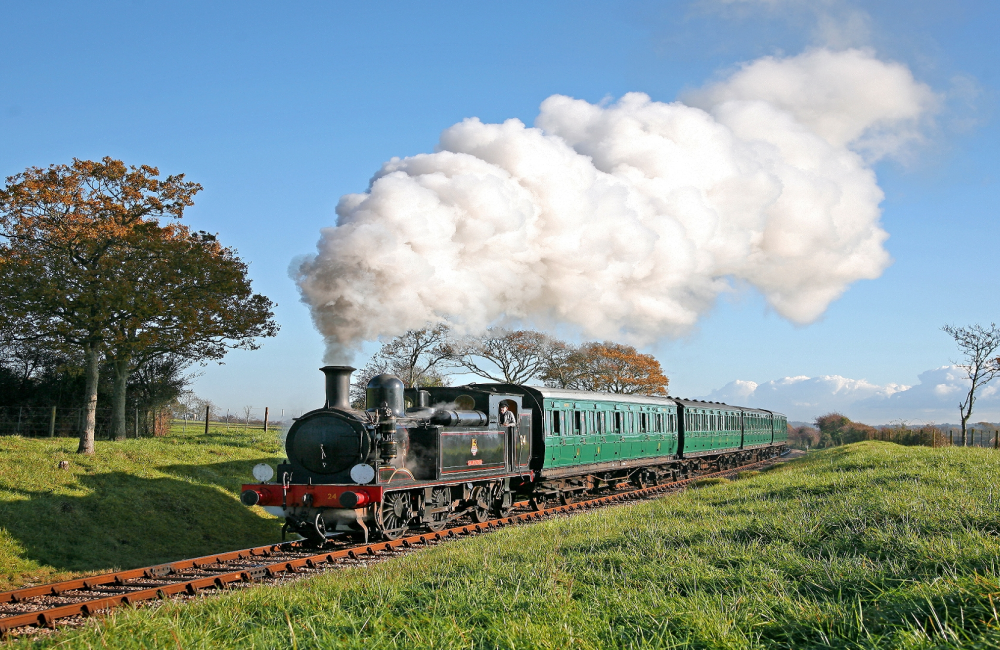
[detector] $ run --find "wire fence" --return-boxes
[932,427,1000,448]
[0,406,152,438]
[0,405,310,438]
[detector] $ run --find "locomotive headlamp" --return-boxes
[252,463,274,482]
[349,463,375,484]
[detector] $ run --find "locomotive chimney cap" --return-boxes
[320,365,355,410]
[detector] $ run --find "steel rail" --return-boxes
[0,453,780,637]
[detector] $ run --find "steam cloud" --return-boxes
[295,48,936,363]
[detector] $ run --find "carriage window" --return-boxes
[615,411,623,433]
[551,411,561,435]
[574,411,583,434]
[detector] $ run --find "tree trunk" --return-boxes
[110,354,131,441]
[960,405,970,446]
[77,342,100,454]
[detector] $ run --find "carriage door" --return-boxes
[517,413,531,471]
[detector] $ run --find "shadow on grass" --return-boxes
[0,470,282,576]
[157,457,282,494]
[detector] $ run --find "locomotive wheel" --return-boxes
[491,484,513,518]
[314,513,328,540]
[377,491,412,540]
[470,485,493,523]
[425,487,451,532]
[530,492,559,511]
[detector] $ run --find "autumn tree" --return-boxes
[543,341,669,395]
[352,326,452,406]
[104,226,278,440]
[814,412,875,447]
[942,323,1000,445]
[447,328,562,384]
[0,158,276,452]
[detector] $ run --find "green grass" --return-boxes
[0,423,284,591]
[12,441,1000,649]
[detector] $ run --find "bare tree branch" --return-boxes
[942,322,1000,445]
[447,328,559,384]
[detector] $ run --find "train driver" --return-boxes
[498,403,517,430]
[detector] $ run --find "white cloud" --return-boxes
[685,48,939,160]
[701,365,1000,425]
[704,0,874,49]
[294,49,934,363]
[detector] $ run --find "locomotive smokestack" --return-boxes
[320,365,355,410]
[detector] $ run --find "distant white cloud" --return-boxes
[705,0,874,49]
[701,366,1000,425]
[685,48,939,161]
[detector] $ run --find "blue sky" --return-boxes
[2,1,997,424]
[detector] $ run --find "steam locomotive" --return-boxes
[240,366,787,543]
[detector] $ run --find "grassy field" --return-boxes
[9,441,1000,649]
[0,424,284,591]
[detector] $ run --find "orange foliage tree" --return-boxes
[0,158,277,453]
[543,341,669,395]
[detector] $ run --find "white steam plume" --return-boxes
[294,48,935,363]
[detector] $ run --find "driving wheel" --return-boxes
[377,491,412,540]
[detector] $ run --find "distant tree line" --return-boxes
[787,412,994,450]
[351,326,669,407]
[0,158,278,453]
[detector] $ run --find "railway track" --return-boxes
[0,453,787,639]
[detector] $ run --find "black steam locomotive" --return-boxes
[241,366,787,542]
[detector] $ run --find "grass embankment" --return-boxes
[0,424,283,591]
[14,441,1000,649]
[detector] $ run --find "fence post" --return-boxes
[264,407,269,433]
[135,408,139,438]
[204,405,210,435]
[49,406,56,437]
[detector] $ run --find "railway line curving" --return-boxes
[0,453,788,639]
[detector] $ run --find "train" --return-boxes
[240,366,787,543]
